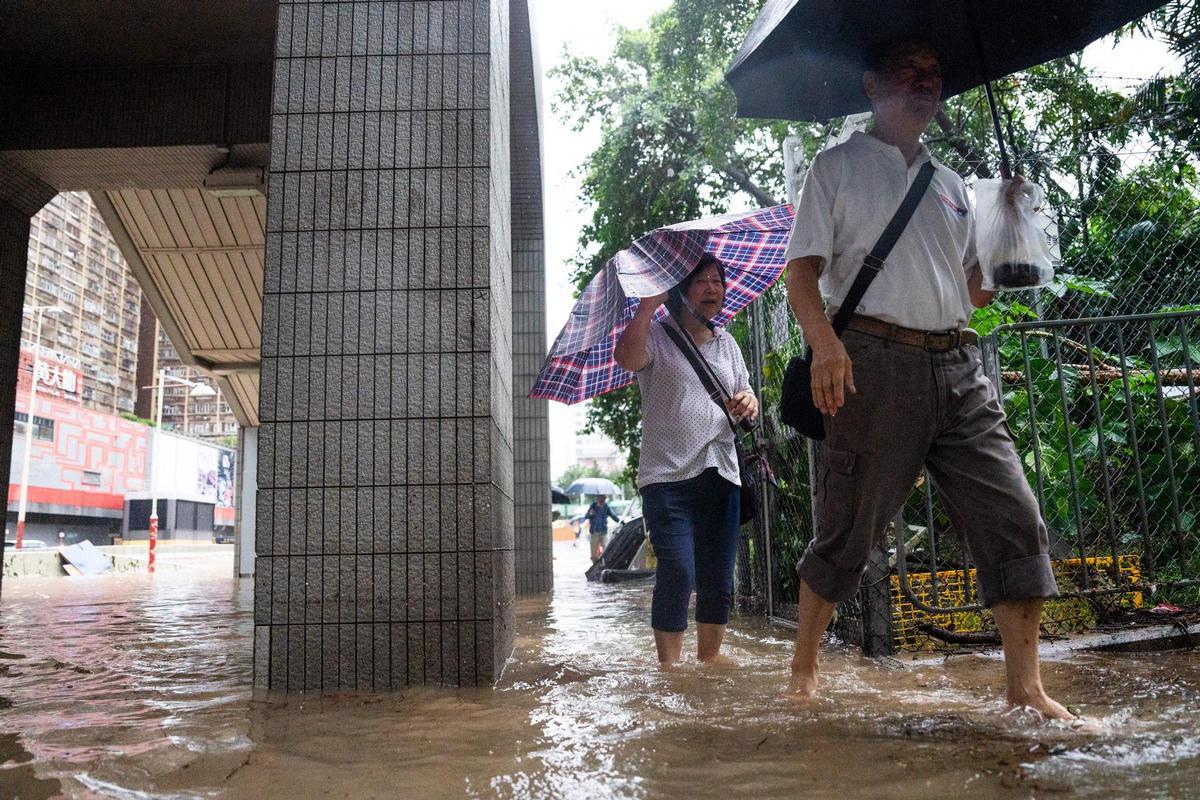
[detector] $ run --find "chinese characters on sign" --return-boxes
[34,360,79,393]
[19,348,82,399]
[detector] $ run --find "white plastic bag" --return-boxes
[975,178,1055,291]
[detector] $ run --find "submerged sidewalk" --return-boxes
[0,542,1198,799]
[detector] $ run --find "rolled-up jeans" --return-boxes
[642,467,741,632]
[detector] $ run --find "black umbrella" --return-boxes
[726,0,1165,176]
[551,485,571,505]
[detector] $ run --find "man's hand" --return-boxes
[726,390,759,423]
[1004,174,1035,209]
[810,338,856,415]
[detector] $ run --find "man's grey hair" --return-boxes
[864,37,939,76]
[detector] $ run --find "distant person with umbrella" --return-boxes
[779,38,1071,719]
[615,254,758,668]
[583,494,621,562]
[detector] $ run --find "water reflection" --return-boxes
[0,544,1197,799]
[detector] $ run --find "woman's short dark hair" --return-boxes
[667,253,726,318]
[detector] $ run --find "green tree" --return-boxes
[556,1,1199,478]
[552,0,819,481]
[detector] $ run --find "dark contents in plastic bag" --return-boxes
[993,262,1042,288]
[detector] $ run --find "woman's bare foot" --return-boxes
[1006,689,1075,721]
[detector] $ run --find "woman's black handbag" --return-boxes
[780,161,936,441]
[660,321,764,526]
[733,438,761,525]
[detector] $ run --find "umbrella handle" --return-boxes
[982,80,1014,180]
[964,1,1014,180]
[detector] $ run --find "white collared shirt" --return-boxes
[784,130,977,331]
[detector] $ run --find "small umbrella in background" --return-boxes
[566,477,622,497]
[725,0,1167,176]
[551,485,571,504]
[530,205,793,405]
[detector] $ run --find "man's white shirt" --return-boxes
[784,130,977,331]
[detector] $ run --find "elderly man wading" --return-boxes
[782,38,1073,720]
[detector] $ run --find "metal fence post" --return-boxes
[860,542,895,656]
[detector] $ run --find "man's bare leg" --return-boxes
[655,629,684,668]
[787,579,838,696]
[991,599,1074,720]
[697,622,735,665]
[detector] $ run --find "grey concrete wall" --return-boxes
[508,0,550,595]
[256,0,515,690]
[0,158,55,605]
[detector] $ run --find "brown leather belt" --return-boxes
[845,315,978,352]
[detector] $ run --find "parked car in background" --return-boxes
[3,539,48,549]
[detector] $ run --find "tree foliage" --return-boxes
[553,0,1200,479]
[551,0,820,482]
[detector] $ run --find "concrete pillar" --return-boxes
[0,159,56,605]
[508,0,550,595]
[235,426,258,577]
[256,0,515,690]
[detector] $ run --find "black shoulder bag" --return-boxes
[780,161,936,439]
[660,319,764,525]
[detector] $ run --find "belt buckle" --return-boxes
[923,330,958,352]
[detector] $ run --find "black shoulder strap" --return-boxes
[828,160,936,336]
[659,320,743,436]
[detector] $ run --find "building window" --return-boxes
[14,413,55,441]
[82,470,102,486]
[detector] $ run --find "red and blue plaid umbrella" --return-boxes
[530,204,794,404]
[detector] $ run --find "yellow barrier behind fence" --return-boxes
[890,554,1143,651]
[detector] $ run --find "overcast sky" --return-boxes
[527,1,1181,478]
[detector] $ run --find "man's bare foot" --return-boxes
[658,660,679,671]
[698,653,737,668]
[1006,690,1075,721]
[785,667,819,700]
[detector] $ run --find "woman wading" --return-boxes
[615,254,758,667]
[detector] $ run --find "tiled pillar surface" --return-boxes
[509,0,550,595]
[256,0,515,690]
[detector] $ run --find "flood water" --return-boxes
[1,542,1198,799]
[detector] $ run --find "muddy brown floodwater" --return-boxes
[1,542,1198,799]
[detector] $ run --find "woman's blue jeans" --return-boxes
[641,467,741,632]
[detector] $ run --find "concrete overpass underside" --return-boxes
[0,0,551,689]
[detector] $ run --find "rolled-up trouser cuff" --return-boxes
[797,545,863,604]
[976,553,1058,608]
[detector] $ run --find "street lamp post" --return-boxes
[15,305,63,550]
[146,368,217,572]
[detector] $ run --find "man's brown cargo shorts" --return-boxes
[796,325,1058,607]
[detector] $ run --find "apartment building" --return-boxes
[23,192,235,441]
[22,192,141,414]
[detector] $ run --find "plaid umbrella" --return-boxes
[530,204,794,404]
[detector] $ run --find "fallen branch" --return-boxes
[918,624,1002,645]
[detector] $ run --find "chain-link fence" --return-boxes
[738,123,1200,652]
